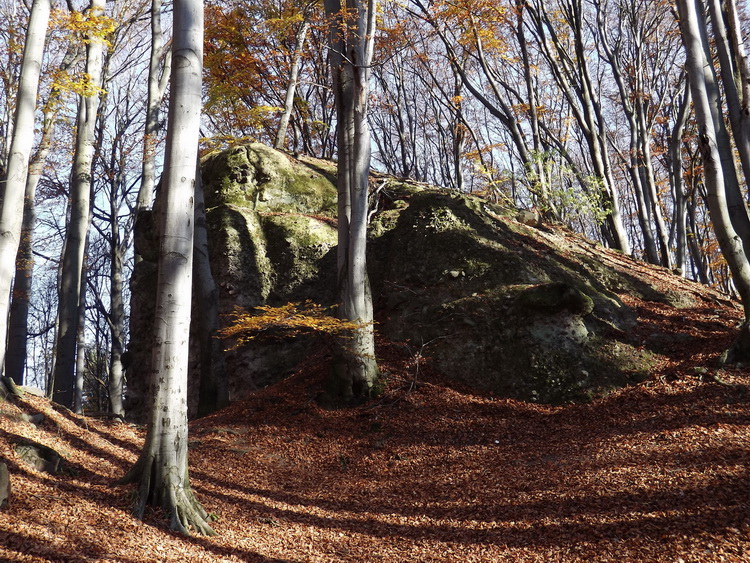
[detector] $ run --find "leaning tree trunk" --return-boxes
[325,0,379,402]
[0,0,50,375]
[677,0,750,361]
[689,0,750,255]
[53,0,106,407]
[274,17,310,151]
[117,0,214,534]
[707,0,750,197]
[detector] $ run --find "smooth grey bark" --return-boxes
[668,82,692,275]
[706,0,750,197]
[74,259,88,414]
[118,0,214,534]
[0,0,50,375]
[325,0,379,401]
[676,0,750,317]
[686,0,750,255]
[137,0,171,212]
[274,17,310,150]
[107,192,126,417]
[5,40,80,386]
[52,0,107,408]
[193,161,229,417]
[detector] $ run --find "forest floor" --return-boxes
[2,274,750,561]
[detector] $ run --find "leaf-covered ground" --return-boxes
[2,273,750,561]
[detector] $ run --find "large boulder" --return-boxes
[128,143,705,417]
[365,187,654,403]
[126,145,339,419]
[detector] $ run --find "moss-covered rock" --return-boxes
[129,143,710,415]
[201,143,337,215]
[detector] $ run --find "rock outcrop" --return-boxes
[127,143,716,417]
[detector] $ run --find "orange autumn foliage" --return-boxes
[218,301,369,348]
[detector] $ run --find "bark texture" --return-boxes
[325,0,380,401]
[0,0,50,375]
[676,0,750,321]
[52,0,107,407]
[137,0,170,213]
[118,0,214,534]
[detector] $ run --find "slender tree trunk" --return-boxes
[687,0,750,255]
[137,0,171,213]
[108,203,125,417]
[0,0,50,375]
[325,0,379,402]
[74,262,88,414]
[516,2,555,218]
[669,83,691,275]
[118,0,214,534]
[707,0,750,194]
[194,161,229,417]
[53,0,107,407]
[451,72,465,193]
[526,0,630,253]
[274,18,310,150]
[5,41,79,385]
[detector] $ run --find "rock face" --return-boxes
[128,143,706,417]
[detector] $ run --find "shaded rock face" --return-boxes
[126,145,339,419]
[128,143,698,416]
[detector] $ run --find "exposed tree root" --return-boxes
[116,453,215,536]
[723,321,750,365]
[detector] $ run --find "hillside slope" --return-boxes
[0,271,749,561]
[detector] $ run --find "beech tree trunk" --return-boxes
[0,0,50,375]
[118,0,214,534]
[5,40,78,385]
[52,0,107,407]
[676,0,750,316]
[108,198,126,417]
[136,0,171,213]
[325,0,379,401]
[194,161,229,417]
[706,0,750,195]
[669,83,691,275]
[74,267,88,414]
[274,17,310,151]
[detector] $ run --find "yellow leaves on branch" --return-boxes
[218,301,369,348]
[51,8,115,44]
[52,72,107,98]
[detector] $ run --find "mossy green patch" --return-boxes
[201,143,337,215]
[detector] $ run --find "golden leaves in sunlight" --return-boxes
[51,9,116,45]
[218,300,368,348]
